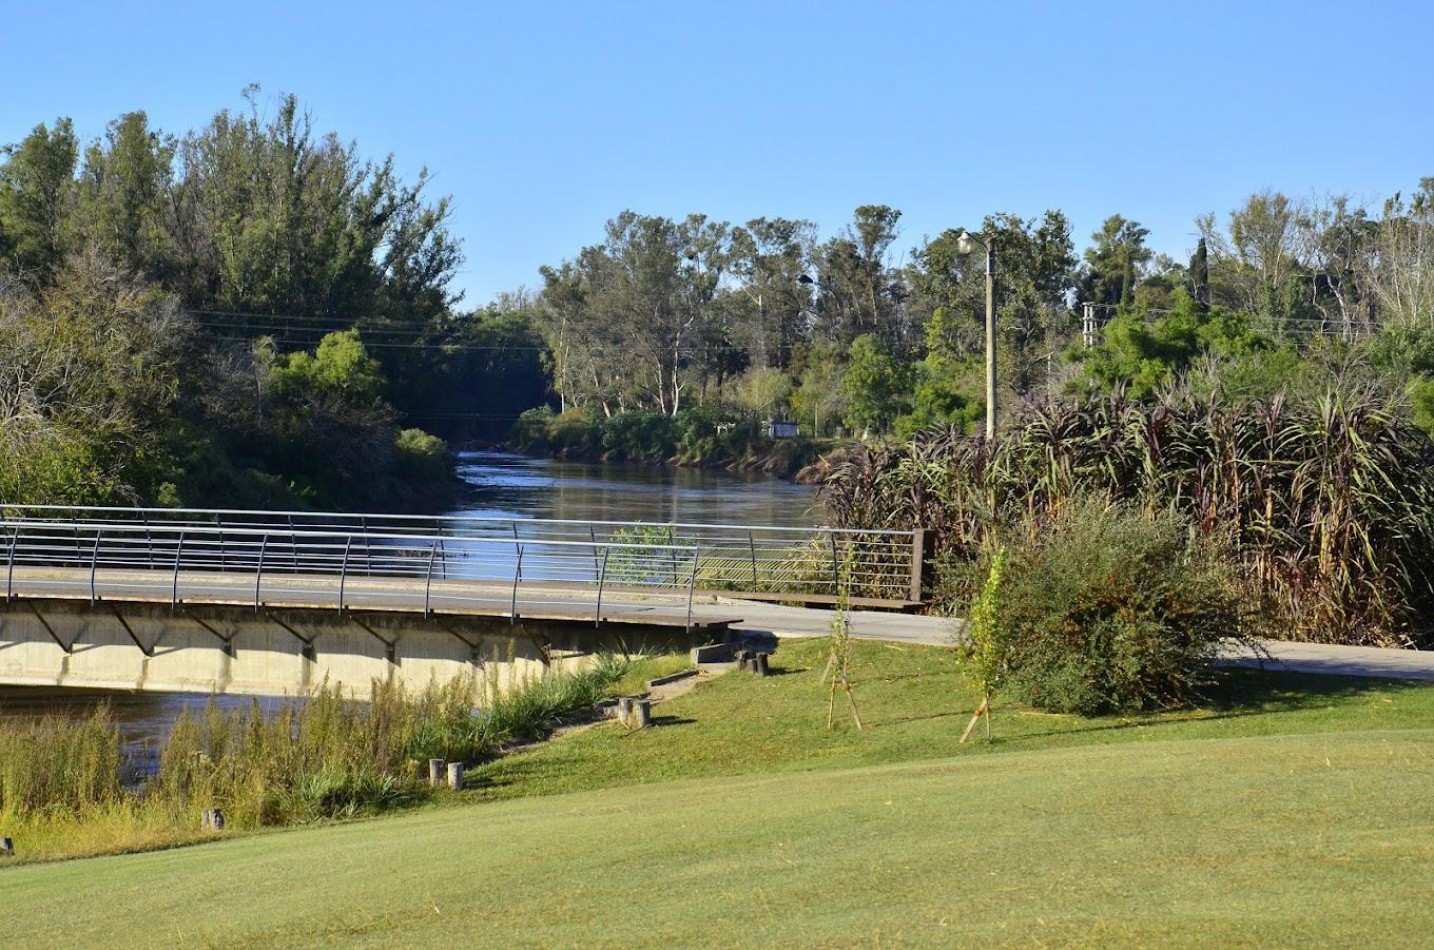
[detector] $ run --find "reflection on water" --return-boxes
[0,452,817,741]
[0,686,297,769]
[450,451,820,527]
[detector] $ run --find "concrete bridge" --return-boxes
[0,507,926,697]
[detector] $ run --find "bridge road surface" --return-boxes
[7,567,1433,682]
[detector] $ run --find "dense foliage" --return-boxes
[819,390,1434,648]
[974,503,1246,715]
[0,90,546,508]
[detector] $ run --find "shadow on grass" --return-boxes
[992,668,1431,745]
[1201,667,1430,710]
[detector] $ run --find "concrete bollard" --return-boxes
[1,837,12,856]
[447,762,465,791]
[201,809,224,831]
[754,653,770,677]
[616,696,634,726]
[631,698,652,729]
[429,758,445,786]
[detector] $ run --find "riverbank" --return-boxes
[0,662,644,864]
[506,406,840,480]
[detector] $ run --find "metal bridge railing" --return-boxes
[0,519,707,628]
[0,505,926,603]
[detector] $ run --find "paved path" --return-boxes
[1218,639,1434,682]
[711,596,1434,683]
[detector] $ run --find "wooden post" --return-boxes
[754,653,769,677]
[428,758,444,785]
[631,699,652,729]
[616,696,634,726]
[447,762,465,791]
[959,697,991,744]
[0,837,12,855]
[202,808,224,831]
[909,528,928,603]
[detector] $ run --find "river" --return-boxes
[0,453,817,743]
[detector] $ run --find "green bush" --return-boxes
[980,501,1246,715]
[394,428,449,481]
[601,412,678,460]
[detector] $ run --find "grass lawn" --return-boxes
[1,639,1431,946]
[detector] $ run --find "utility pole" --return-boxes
[958,230,997,439]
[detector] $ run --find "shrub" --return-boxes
[979,500,1246,715]
[394,428,449,481]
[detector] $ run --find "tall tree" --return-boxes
[76,112,176,282]
[0,119,79,281]
[1079,214,1151,309]
[726,217,814,369]
[809,205,905,350]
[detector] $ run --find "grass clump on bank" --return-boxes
[0,660,630,862]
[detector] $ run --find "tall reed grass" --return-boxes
[0,659,628,854]
[819,388,1434,646]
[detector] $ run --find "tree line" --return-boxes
[526,183,1434,444]
[6,87,1434,507]
[0,88,545,508]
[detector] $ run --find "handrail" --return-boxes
[0,503,913,538]
[0,512,923,606]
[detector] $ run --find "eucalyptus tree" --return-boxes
[1365,179,1434,329]
[726,216,815,368]
[536,211,733,417]
[906,210,1076,419]
[808,205,905,350]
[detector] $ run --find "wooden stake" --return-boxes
[959,697,991,744]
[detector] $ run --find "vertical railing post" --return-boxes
[89,529,103,605]
[171,531,185,610]
[339,536,353,612]
[909,528,927,604]
[510,542,524,623]
[424,538,440,617]
[594,546,610,627]
[686,551,699,633]
[288,514,298,570]
[829,532,840,595]
[589,524,600,581]
[6,526,20,601]
[254,533,269,613]
[143,511,153,569]
[216,513,226,572]
[748,530,759,590]
[361,516,371,577]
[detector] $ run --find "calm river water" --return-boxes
[0,453,817,742]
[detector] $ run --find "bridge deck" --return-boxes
[4,566,742,631]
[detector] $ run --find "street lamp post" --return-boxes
[957,230,997,439]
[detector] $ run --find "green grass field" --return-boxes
[1,639,1431,946]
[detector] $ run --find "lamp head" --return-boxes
[956,230,977,255]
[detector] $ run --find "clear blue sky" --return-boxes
[4,0,1430,306]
